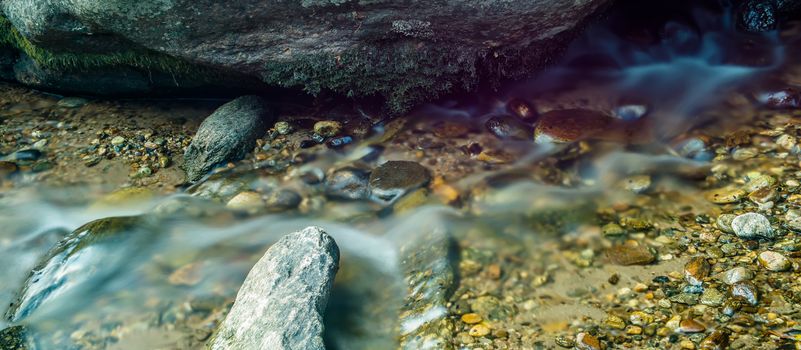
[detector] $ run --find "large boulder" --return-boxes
[0,0,612,112]
[208,226,340,350]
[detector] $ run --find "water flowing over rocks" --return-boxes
[394,214,457,350]
[208,226,339,350]
[5,216,152,323]
[0,0,612,111]
[184,96,274,182]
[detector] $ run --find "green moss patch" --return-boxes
[0,14,207,77]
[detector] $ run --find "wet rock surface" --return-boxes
[208,226,339,350]
[184,96,273,182]
[0,0,611,111]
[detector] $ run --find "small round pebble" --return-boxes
[226,191,264,210]
[111,136,126,146]
[719,267,754,285]
[314,121,342,137]
[468,323,490,337]
[758,251,792,271]
[716,214,736,233]
[265,189,302,211]
[461,313,483,324]
[731,212,774,239]
[274,121,294,135]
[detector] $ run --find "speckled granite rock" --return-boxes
[208,226,340,350]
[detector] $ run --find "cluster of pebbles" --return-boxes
[3,76,801,350]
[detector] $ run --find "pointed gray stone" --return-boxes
[209,226,339,350]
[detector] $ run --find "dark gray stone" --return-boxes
[208,226,339,350]
[184,96,273,182]
[1,0,611,111]
[369,161,431,202]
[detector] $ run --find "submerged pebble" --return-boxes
[326,135,353,149]
[484,114,533,141]
[755,87,800,109]
[265,189,302,211]
[730,282,759,305]
[605,244,655,265]
[719,267,754,285]
[534,109,612,143]
[369,161,431,202]
[325,167,371,200]
[684,256,711,286]
[274,121,294,135]
[226,191,264,210]
[56,97,88,108]
[613,104,648,120]
[505,98,538,122]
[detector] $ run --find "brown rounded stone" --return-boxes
[678,319,706,333]
[700,330,730,350]
[575,332,603,350]
[684,256,711,286]
[535,109,613,143]
[605,244,655,266]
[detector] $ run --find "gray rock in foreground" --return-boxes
[184,96,273,182]
[208,226,340,350]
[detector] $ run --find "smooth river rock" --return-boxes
[208,226,339,350]
[184,96,273,182]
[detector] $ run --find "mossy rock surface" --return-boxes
[1,0,611,112]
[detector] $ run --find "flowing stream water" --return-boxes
[3,2,801,350]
